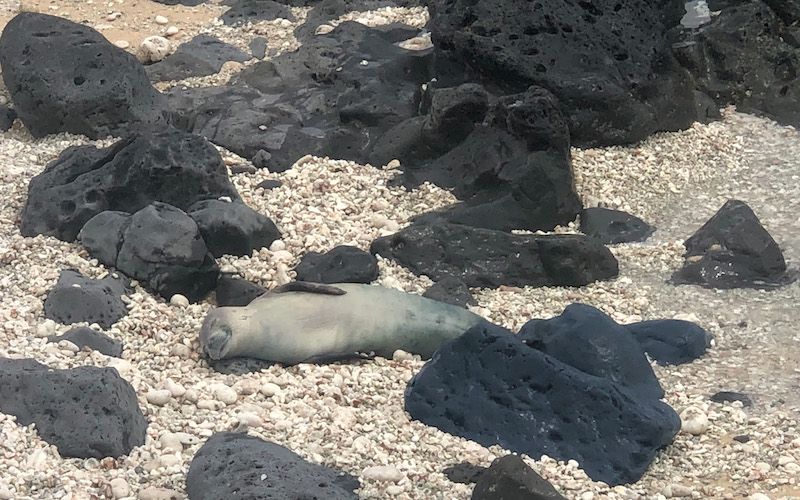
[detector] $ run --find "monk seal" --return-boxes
[198,281,490,364]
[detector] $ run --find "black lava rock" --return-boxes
[220,0,296,26]
[370,221,618,288]
[151,0,207,5]
[186,432,359,499]
[0,358,146,458]
[580,207,655,244]
[255,178,282,190]
[215,275,267,306]
[43,269,131,328]
[293,245,379,284]
[48,326,123,357]
[518,303,665,400]
[710,391,753,407]
[672,200,795,289]
[0,105,16,131]
[669,2,800,127]
[422,276,477,309]
[427,0,696,147]
[20,127,240,242]
[443,462,486,484]
[249,37,268,59]
[472,455,567,500]
[404,323,681,486]
[0,13,167,139]
[187,199,280,257]
[146,35,251,82]
[79,203,219,302]
[625,319,713,365]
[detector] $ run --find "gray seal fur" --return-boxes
[198,281,490,364]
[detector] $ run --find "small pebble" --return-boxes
[35,319,56,338]
[159,454,182,467]
[159,432,183,453]
[363,465,404,482]
[169,294,189,307]
[106,358,133,377]
[748,494,771,500]
[269,240,286,251]
[165,26,179,36]
[680,406,710,435]
[165,378,186,397]
[315,24,334,35]
[114,40,130,49]
[211,384,238,405]
[662,483,693,497]
[137,36,172,64]
[260,382,281,397]
[155,15,168,25]
[392,349,413,362]
[0,488,12,500]
[109,478,130,499]
[146,390,172,406]
[385,485,404,495]
[138,487,178,500]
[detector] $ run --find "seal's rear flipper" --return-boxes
[271,281,347,295]
[300,351,376,364]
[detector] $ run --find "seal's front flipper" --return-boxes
[271,281,347,295]
[299,351,376,364]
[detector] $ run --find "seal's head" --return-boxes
[198,309,235,360]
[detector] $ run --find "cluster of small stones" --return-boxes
[2,4,800,500]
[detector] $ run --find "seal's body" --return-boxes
[199,281,489,364]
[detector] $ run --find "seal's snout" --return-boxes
[198,310,233,360]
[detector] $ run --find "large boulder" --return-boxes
[404,323,680,486]
[0,358,146,459]
[370,222,618,288]
[79,203,219,302]
[517,304,666,400]
[672,200,795,289]
[0,13,167,139]
[668,2,800,127]
[293,245,379,284]
[43,269,131,328]
[186,432,359,499]
[625,319,713,366]
[427,0,696,147]
[19,127,240,242]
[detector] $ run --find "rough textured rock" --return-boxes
[187,199,280,257]
[669,2,800,127]
[293,245,379,284]
[672,200,795,288]
[0,105,16,131]
[625,319,713,366]
[427,0,696,147]
[710,391,753,407]
[443,462,486,484]
[168,21,431,170]
[472,455,567,500]
[48,326,123,358]
[0,13,167,139]
[186,432,359,499]
[220,0,296,25]
[422,276,477,309]
[517,304,665,400]
[370,222,618,288]
[400,86,582,232]
[404,322,681,486]
[20,127,240,242]
[146,35,251,82]
[215,275,267,306]
[43,269,131,328]
[249,36,268,59]
[580,207,655,244]
[79,203,219,302]
[0,358,146,458]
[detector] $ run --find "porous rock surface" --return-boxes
[472,455,567,500]
[427,0,696,147]
[579,207,655,244]
[370,221,619,288]
[517,303,666,400]
[79,203,219,302]
[185,431,359,499]
[404,322,681,486]
[43,269,131,328]
[625,319,713,366]
[0,358,147,459]
[293,245,379,284]
[0,13,167,139]
[422,276,477,309]
[672,199,795,288]
[19,127,240,242]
